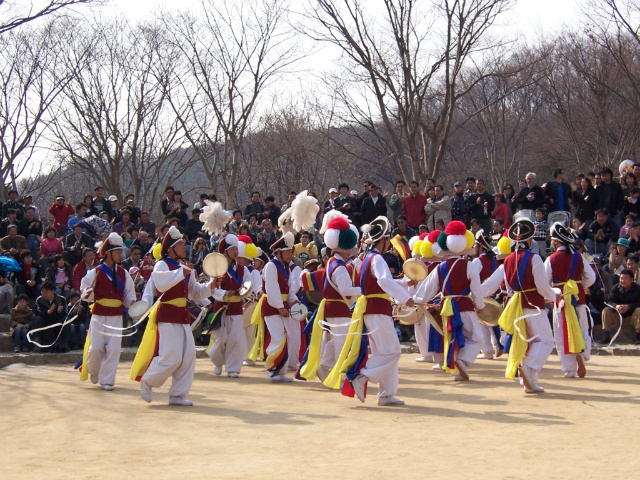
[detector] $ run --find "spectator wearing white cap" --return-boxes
[323,187,339,214]
[109,195,121,224]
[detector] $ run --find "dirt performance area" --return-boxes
[1,354,638,480]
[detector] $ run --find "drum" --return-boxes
[476,297,503,327]
[423,309,443,335]
[304,290,324,306]
[290,303,308,321]
[128,300,151,319]
[238,281,253,299]
[393,304,421,325]
[202,252,228,278]
[403,258,428,282]
[242,301,257,328]
[190,305,209,332]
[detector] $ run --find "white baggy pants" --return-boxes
[360,314,401,398]
[86,314,122,387]
[553,303,591,373]
[209,313,245,374]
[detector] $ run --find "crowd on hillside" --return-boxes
[4,162,640,353]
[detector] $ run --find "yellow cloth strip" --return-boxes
[440,297,456,374]
[498,292,528,379]
[225,295,243,303]
[323,293,389,389]
[559,280,586,354]
[265,332,288,370]
[79,330,91,382]
[95,298,123,307]
[298,299,327,381]
[248,294,289,361]
[129,301,161,381]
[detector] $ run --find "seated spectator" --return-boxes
[600,269,640,344]
[49,195,75,236]
[256,219,280,256]
[66,291,89,350]
[246,214,261,237]
[10,294,34,353]
[121,245,142,271]
[469,218,481,234]
[91,186,115,222]
[136,211,156,239]
[587,255,611,315]
[20,206,43,259]
[227,210,247,234]
[0,270,13,313]
[3,189,24,220]
[491,218,505,241]
[622,172,637,197]
[0,208,20,237]
[184,208,206,242]
[628,221,640,253]
[608,238,630,279]
[15,251,42,300]
[585,208,618,256]
[21,194,39,220]
[572,217,588,242]
[190,237,209,275]
[390,215,416,240]
[622,186,640,220]
[67,203,87,232]
[46,254,73,300]
[40,226,63,266]
[626,253,640,284]
[64,223,94,267]
[492,193,511,229]
[113,209,134,235]
[1,224,27,259]
[417,224,429,235]
[293,231,318,264]
[31,280,69,353]
[262,195,282,225]
[244,191,266,220]
[620,215,634,239]
[132,230,153,257]
[533,208,549,260]
[72,248,95,292]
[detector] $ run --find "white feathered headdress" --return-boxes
[278,207,295,234]
[290,190,319,232]
[199,200,231,236]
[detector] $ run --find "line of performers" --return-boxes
[76,209,595,407]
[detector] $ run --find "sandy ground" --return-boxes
[1,354,639,480]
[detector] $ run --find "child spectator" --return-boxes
[622,186,640,220]
[418,224,429,235]
[15,251,42,301]
[533,208,549,259]
[469,219,481,234]
[10,294,34,353]
[46,254,73,300]
[609,238,630,277]
[620,215,634,239]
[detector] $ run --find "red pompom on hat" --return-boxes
[327,217,350,231]
[419,232,429,240]
[445,220,467,236]
[427,230,442,244]
[237,235,253,244]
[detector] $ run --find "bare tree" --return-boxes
[164,0,300,205]
[0,0,98,35]
[306,0,514,184]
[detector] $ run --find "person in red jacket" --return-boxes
[48,195,75,237]
[72,248,95,292]
[401,181,427,229]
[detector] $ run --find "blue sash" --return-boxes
[271,258,290,282]
[359,252,379,295]
[227,263,243,287]
[97,263,125,295]
[164,257,189,285]
[324,258,346,290]
[513,250,532,292]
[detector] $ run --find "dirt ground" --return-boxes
[1,354,639,480]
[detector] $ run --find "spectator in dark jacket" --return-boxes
[600,269,640,344]
[90,186,115,222]
[595,167,625,228]
[262,195,282,226]
[466,179,494,234]
[335,183,358,224]
[184,209,206,242]
[64,224,94,266]
[360,184,387,225]
[2,189,23,220]
[572,177,596,223]
[512,172,545,212]
[545,168,572,213]
[244,191,266,220]
[31,281,70,352]
[15,251,42,300]
[135,212,156,239]
[585,208,619,256]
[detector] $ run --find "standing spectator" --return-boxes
[360,184,387,225]
[21,194,39,220]
[623,186,640,221]
[184,208,206,243]
[243,191,266,219]
[15,251,42,299]
[284,191,297,210]
[545,168,572,213]
[388,180,407,224]
[1,224,27,259]
[19,206,42,259]
[31,281,69,352]
[354,180,371,225]
[227,210,247,234]
[91,186,114,221]
[585,208,619,256]
[123,194,141,225]
[512,172,545,212]
[532,208,549,260]
[501,184,515,217]
[49,195,74,237]
[424,184,451,231]
[165,190,188,226]
[466,178,494,234]
[3,189,24,220]
[113,209,134,235]
[72,248,95,292]
[402,181,427,229]
[622,173,637,197]
[190,237,209,275]
[451,181,469,225]
[390,215,416,240]
[492,193,511,229]
[262,195,282,225]
[160,185,175,218]
[193,193,211,210]
[256,219,280,256]
[109,195,121,224]
[10,294,34,352]
[136,211,156,239]
[64,223,94,267]
[323,187,338,214]
[335,183,358,224]
[465,177,477,200]
[82,193,95,217]
[595,167,625,228]
[0,208,20,237]
[572,177,596,223]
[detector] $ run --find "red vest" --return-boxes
[359,253,392,317]
[324,257,352,318]
[156,259,190,324]
[213,264,245,315]
[92,265,126,316]
[426,262,440,274]
[548,250,586,305]
[478,254,497,282]
[503,250,546,309]
[437,258,474,312]
[262,260,290,317]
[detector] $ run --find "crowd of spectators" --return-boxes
[5,163,640,352]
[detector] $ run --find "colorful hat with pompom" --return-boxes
[391,234,412,262]
[324,216,359,252]
[361,216,391,245]
[435,221,474,256]
[218,233,239,254]
[98,232,124,257]
[408,232,429,258]
[237,234,259,260]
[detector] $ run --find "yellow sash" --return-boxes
[89,298,123,313]
[248,293,288,361]
[79,331,91,381]
[555,280,586,354]
[498,288,535,379]
[297,299,327,381]
[323,293,389,389]
[439,295,469,374]
[129,297,187,381]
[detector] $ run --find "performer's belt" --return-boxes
[94,298,123,308]
[160,298,187,307]
[553,281,581,287]
[514,287,537,293]
[325,297,347,303]
[364,293,390,300]
[225,296,243,303]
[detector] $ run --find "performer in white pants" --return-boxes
[80,233,136,391]
[285,260,302,372]
[237,242,264,367]
[136,226,215,406]
[544,223,595,378]
[208,234,247,378]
